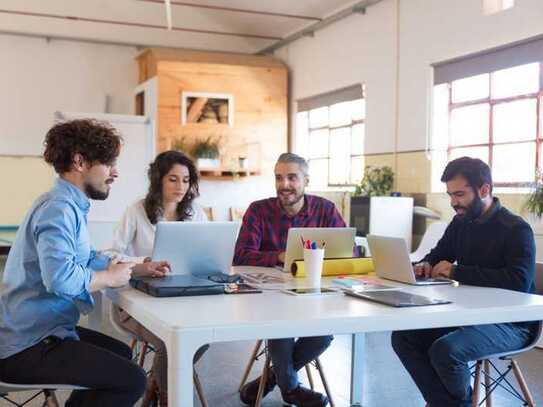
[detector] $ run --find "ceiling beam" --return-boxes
[257,0,384,54]
[137,0,322,21]
[0,8,280,40]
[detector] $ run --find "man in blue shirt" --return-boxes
[0,119,146,407]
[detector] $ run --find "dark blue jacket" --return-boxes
[424,198,535,293]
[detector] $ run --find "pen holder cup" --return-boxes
[304,248,325,288]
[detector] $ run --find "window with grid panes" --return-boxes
[435,62,543,187]
[296,96,365,189]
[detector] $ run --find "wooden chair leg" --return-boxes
[305,364,315,390]
[315,357,334,407]
[44,390,59,407]
[483,360,492,407]
[239,340,263,391]
[194,369,208,407]
[472,361,482,407]
[139,342,149,367]
[130,338,137,353]
[510,360,535,407]
[255,353,271,407]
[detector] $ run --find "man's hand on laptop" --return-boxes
[133,260,171,278]
[414,261,432,278]
[431,261,453,279]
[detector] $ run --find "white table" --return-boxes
[104,267,543,407]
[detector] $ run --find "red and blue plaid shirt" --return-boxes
[233,194,346,267]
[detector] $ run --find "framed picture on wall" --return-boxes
[181,92,234,127]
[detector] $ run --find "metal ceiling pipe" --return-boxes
[137,0,322,21]
[0,8,280,40]
[257,0,384,54]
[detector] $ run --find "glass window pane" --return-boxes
[330,101,352,127]
[493,143,536,183]
[295,111,309,158]
[309,106,328,129]
[308,129,329,158]
[329,128,350,185]
[491,63,540,99]
[308,159,328,188]
[493,99,537,143]
[351,98,366,121]
[451,73,489,103]
[351,124,365,155]
[350,156,364,185]
[449,146,489,164]
[432,84,449,150]
[450,104,490,146]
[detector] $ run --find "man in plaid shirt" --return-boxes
[235,153,345,407]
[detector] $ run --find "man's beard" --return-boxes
[84,182,109,200]
[453,195,484,221]
[278,189,304,207]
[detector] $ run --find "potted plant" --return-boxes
[192,137,220,168]
[353,166,394,197]
[524,172,543,218]
[171,137,191,155]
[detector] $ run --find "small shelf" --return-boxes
[199,168,260,180]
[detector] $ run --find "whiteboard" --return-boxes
[55,112,155,222]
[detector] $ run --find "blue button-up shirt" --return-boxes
[0,179,110,359]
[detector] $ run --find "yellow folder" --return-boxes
[291,257,374,278]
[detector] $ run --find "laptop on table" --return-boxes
[130,222,240,297]
[280,227,356,272]
[366,235,453,286]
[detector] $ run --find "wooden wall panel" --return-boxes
[154,57,288,176]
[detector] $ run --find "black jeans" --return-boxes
[0,326,146,407]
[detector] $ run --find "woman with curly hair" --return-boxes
[110,150,208,406]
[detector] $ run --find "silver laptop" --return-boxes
[367,235,453,285]
[152,221,240,278]
[281,227,356,272]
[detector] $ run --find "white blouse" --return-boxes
[109,199,208,262]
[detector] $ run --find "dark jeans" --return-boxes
[391,323,536,407]
[268,335,334,391]
[0,326,146,407]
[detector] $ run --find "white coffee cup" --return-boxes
[304,248,325,288]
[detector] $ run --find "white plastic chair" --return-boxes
[471,321,542,407]
[409,222,448,263]
[0,381,86,407]
[354,236,371,257]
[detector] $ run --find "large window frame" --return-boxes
[444,62,543,188]
[296,90,366,189]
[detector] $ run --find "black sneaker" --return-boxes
[281,385,329,407]
[239,369,276,405]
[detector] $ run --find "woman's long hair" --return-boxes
[144,150,200,224]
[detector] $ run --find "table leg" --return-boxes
[350,332,365,406]
[168,333,200,407]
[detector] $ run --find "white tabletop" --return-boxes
[106,268,543,340]
[104,267,543,407]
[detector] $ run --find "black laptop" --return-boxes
[130,275,224,298]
